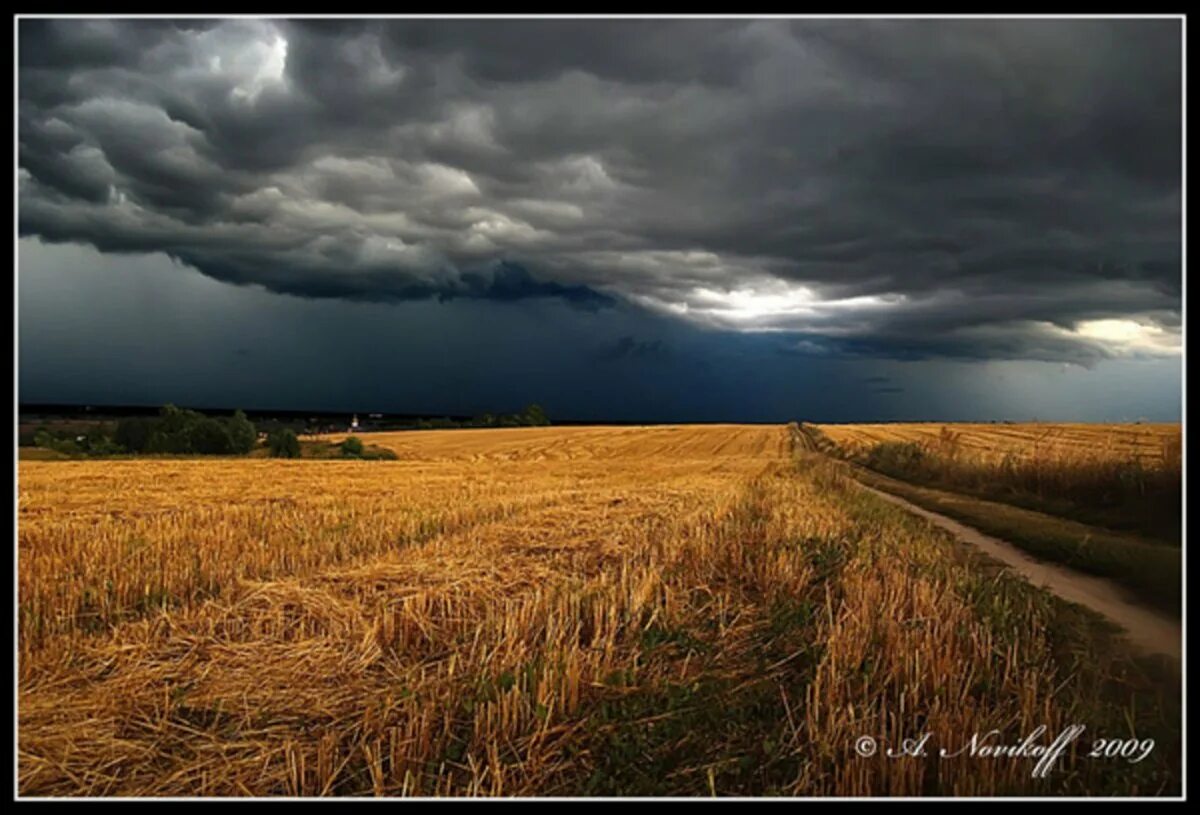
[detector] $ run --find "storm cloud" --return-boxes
[18,18,1182,365]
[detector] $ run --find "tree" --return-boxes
[150,404,204,453]
[268,428,301,458]
[191,417,235,455]
[226,409,258,454]
[340,436,365,458]
[521,403,549,426]
[114,417,155,452]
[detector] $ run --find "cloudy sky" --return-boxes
[17,17,1183,422]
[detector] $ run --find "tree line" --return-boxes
[31,404,271,457]
[408,404,550,430]
[113,404,258,455]
[26,402,553,458]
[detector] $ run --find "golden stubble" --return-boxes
[17,425,1165,795]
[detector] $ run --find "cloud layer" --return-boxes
[18,18,1182,363]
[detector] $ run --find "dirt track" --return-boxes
[860,484,1182,660]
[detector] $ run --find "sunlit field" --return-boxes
[18,425,1179,796]
[810,422,1182,541]
[814,422,1181,465]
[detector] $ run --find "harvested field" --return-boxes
[809,422,1182,544]
[324,424,791,462]
[814,422,1181,465]
[17,425,1180,796]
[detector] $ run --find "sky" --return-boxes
[17,18,1183,422]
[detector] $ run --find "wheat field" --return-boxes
[17,425,1179,796]
[814,422,1181,465]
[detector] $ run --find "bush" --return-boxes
[340,436,365,458]
[82,432,124,456]
[33,430,82,456]
[268,428,301,458]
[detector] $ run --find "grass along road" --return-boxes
[858,482,1180,659]
[791,421,1180,658]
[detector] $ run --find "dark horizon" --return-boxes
[15,399,1181,428]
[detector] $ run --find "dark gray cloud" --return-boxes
[18,18,1182,364]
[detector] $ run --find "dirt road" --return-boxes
[860,484,1182,660]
